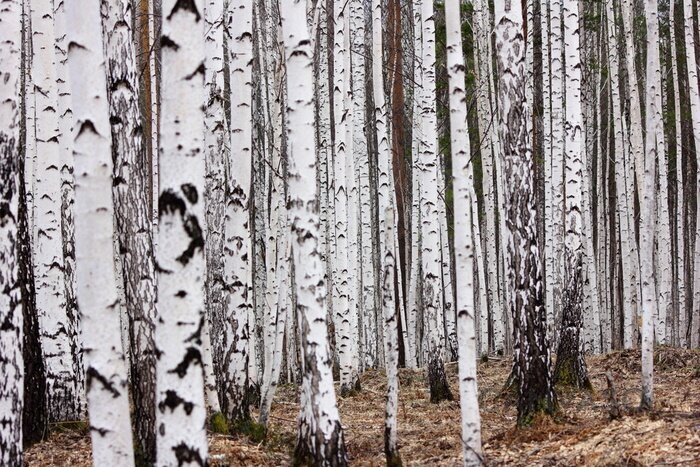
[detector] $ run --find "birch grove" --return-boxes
[4,0,700,464]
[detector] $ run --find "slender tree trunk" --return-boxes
[65,0,136,461]
[472,0,500,355]
[494,0,556,426]
[684,0,700,348]
[31,0,84,422]
[418,0,452,403]
[554,0,591,390]
[154,0,210,463]
[332,0,359,394]
[203,0,228,417]
[619,0,645,203]
[101,0,158,460]
[373,0,401,460]
[670,0,687,348]
[640,0,663,410]
[279,0,348,462]
[0,1,23,462]
[444,0,483,459]
[222,0,254,424]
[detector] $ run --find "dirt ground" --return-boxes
[25,347,700,466]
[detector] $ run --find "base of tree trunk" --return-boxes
[554,329,592,390]
[293,419,348,467]
[428,353,453,403]
[339,378,362,397]
[384,448,403,467]
[384,427,403,467]
[639,394,653,412]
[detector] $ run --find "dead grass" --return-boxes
[25,347,700,466]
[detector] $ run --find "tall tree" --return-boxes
[154,0,209,463]
[101,0,158,460]
[444,0,482,459]
[0,0,24,463]
[31,0,83,421]
[65,0,135,462]
[373,0,400,459]
[494,0,556,425]
[418,0,453,403]
[685,0,700,348]
[222,0,253,424]
[278,0,348,460]
[554,0,591,389]
[203,0,227,417]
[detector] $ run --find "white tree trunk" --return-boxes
[546,0,565,346]
[670,0,687,347]
[640,0,662,408]
[0,1,23,462]
[472,0,499,355]
[444,0,483,458]
[619,0,645,202]
[332,0,358,393]
[31,0,83,422]
[684,0,700,348]
[605,0,639,349]
[419,0,452,402]
[279,0,348,460]
[203,0,227,416]
[438,159,457,360]
[373,0,400,458]
[223,0,254,422]
[154,0,209,463]
[494,0,555,423]
[65,0,135,461]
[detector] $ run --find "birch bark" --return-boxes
[102,0,159,458]
[684,0,700,348]
[670,0,686,347]
[66,0,136,461]
[554,0,591,389]
[154,0,209,463]
[223,0,254,422]
[0,1,23,462]
[373,0,400,459]
[444,0,483,458]
[494,0,556,425]
[279,0,348,460]
[203,0,227,416]
[640,0,662,409]
[31,0,83,422]
[419,0,452,402]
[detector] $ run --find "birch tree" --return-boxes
[373,0,400,459]
[554,0,591,389]
[222,0,254,424]
[0,1,23,463]
[31,0,83,421]
[640,0,662,409]
[65,0,136,461]
[279,0,348,460]
[444,0,482,458]
[418,0,452,403]
[154,0,209,463]
[203,0,227,416]
[669,0,686,348]
[101,0,158,459]
[494,0,556,425]
[332,0,360,394]
[685,0,700,348]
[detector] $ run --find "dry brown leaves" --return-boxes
[25,348,700,466]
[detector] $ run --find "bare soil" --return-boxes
[25,347,700,466]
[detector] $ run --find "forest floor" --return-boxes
[26,347,700,466]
